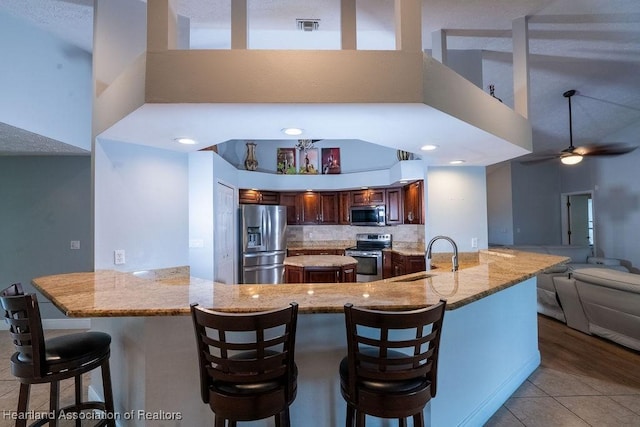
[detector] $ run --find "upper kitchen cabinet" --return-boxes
[299,192,339,225]
[339,192,351,225]
[280,192,300,225]
[403,181,424,225]
[351,189,385,206]
[239,189,280,205]
[280,191,340,225]
[385,187,403,225]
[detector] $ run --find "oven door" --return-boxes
[345,250,382,282]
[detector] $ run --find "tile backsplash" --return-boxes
[286,224,424,247]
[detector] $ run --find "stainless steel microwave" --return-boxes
[350,205,386,226]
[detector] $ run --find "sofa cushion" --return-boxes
[572,268,640,292]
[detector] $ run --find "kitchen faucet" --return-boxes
[426,236,459,272]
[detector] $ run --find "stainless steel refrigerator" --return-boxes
[240,204,287,284]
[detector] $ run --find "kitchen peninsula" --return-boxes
[33,249,568,427]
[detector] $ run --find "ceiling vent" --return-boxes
[296,19,320,32]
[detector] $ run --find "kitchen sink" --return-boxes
[388,272,433,282]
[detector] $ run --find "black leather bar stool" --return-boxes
[339,300,446,427]
[1,283,115,427]
[191,302,298,427]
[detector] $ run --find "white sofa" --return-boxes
[506,245,628,322]
[554,268,640,351]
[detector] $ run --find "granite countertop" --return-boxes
[32,249,568,317]
[284,255,357,267]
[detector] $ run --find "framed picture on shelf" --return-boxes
[276,148,297,174]
[321,148,341,174]
[298,148,319,174]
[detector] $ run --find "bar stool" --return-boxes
[1,283,115,427]
[339,300,446,427]
[190,302,298,427]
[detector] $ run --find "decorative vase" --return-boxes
[397,150,411,161]
[244,142,258,171]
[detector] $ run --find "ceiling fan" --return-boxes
[521,89,637,165]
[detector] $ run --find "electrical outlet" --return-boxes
[471,237,478,248]
[70,240,80,250]
[114,249,126,265]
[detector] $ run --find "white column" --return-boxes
[431,29,448,65]
[512,16,530,118]
[395,0,422,51]
[341,0,357,50]
[231,0,248,49]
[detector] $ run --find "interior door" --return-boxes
[568,194,591,246]
[214,182,236,284]
[561,191,594,247]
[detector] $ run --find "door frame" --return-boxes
[560,190,595,251]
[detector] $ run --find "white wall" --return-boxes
[511,161,562,245]
[0,157,92,319]
[487,162,514,245]
[425,166,488,252]
[188,152,215,280]
[591,122,640,270]
[0,10,92,150]
[94,140,189,271]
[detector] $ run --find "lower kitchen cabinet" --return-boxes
[390,252,426,277]
[285,264,356,283]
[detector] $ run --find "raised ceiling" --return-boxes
[1,0,639,162]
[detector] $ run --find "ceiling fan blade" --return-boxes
[574,144,638,156]
[519,154,559,165]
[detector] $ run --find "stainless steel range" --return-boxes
[344,234,392,282]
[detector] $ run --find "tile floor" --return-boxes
[1,318,639,426]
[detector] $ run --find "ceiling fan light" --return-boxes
[561,154,583,165]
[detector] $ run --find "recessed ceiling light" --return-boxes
[175,137,196,145]
[421,144,438,151]
[282,128,303,136]
[449,160,465,165]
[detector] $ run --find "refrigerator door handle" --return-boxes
[243,250,285,258]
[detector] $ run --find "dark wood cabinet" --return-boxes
[280,192,299,225]
[351,189,385,206]
[239,189,279,205]
[285,263,357,283]
[339,192,351,224]
[382,251,393,279]
[403,181,424,225]
[385,187,403,225]
[299,192,339,225]
[343,265,356,282]
[242,182,423,226]
[391,252,406,277]
[405,255,426,274]
[390,251,426,277]
[319,193,339,224]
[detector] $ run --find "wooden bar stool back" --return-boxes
[191,302,299,427]
[340,300,447,427]
[0,283,115,427]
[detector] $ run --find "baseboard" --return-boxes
[458,352,541,427]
